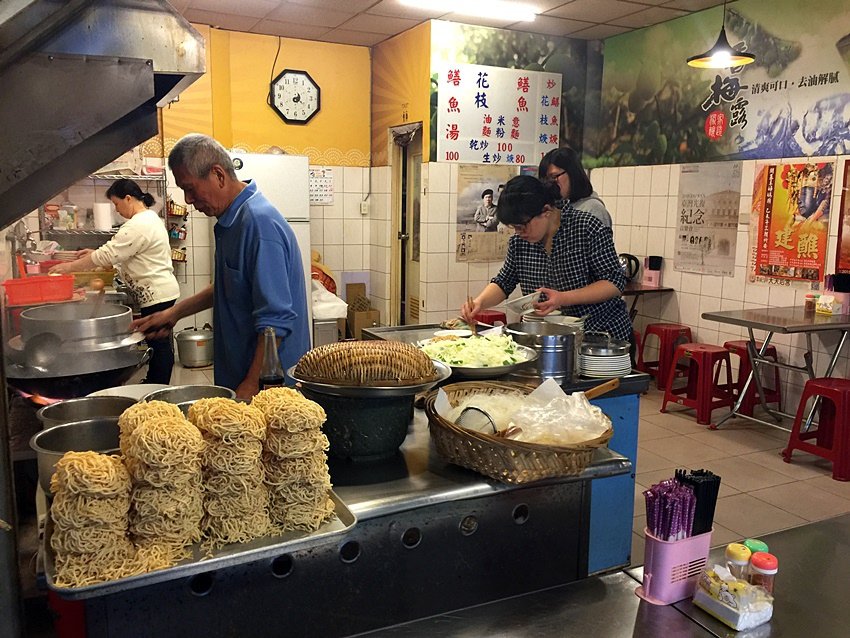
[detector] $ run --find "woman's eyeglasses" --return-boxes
[509,215,539,232]
[546,170,567,182]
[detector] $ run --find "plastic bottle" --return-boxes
[748,552,778,594]
[742,538,769,555]
[725,543,752,580]
[804,293,816,313]
[259,326,285,390]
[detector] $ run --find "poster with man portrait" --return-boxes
[455,164,518,262]
[748,161,833,289]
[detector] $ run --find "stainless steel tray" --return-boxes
[288,360,451,398]
[45,491,356,600]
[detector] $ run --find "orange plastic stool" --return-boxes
[661,343,735,425]
[782,378,850,481]
[723,340,782,417]
[638,323,692,390]
[476,310,507,326]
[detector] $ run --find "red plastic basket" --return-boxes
[2,275,74,305]
[38,260,63,273]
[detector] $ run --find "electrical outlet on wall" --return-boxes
[360,200,369,215]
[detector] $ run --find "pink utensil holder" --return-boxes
[635,528,713,605]
[642,270,662,287]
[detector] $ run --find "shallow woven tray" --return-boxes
[425,381,613,485]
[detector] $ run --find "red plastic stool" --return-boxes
[476,310,507,326]
[782,378,850,481]
[638,323,692,390]
[723,340,782,417]
[661,343,735,425]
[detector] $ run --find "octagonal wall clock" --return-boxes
[270,69,321,124]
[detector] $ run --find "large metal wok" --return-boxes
[6,349,151,399]
[4,302,150,399]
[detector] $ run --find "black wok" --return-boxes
[6,349,151,399]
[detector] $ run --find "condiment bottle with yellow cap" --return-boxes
[748,552,779,594]
[725,543,752,580]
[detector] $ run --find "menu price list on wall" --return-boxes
[436,63,561,165]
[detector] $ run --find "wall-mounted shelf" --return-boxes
[87,173,165,182]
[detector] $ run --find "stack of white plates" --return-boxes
[579,353,632,378]
[52,250,79,262]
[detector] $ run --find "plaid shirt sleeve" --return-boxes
[491,236,520,297]
[586,220,626,292]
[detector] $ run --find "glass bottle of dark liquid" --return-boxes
[259,326,285,389]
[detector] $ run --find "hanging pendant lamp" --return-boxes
[686,0,755,69]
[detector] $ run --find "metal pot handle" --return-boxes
[135,347,153,368]
[202,322,213,331]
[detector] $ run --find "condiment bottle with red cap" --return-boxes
[748,552,779,594]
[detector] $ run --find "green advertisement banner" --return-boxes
[595,0,850,167]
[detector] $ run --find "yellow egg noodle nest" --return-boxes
[205,485,270,518]
[251,387,326,433]
[293,340,436,386]
[117,400,184,455]
[51,492,130,528]
[264,429,329,458]
[124,417,205,468]
[124,457,202,489]
[276,498,335,533]
[130,486,204,522]
[204,470,266,498]
[189,398,267,441]
[263,452,329,486]
[202,509,272,548]
[202,436,264,474]
[50,452,130,498]
[267,478,332,505]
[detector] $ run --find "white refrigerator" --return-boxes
[230,152,313,335]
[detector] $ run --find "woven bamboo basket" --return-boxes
[425,381,613,484]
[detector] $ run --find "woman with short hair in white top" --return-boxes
[50,178,180,384]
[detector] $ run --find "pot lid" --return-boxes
[580,331,630,356]
[176,328,213,342]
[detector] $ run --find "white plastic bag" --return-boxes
[311,280,348,320]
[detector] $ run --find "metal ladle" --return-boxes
[89,277,106,319]
[23,331,62,368]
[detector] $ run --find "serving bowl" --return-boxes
[141,384,235,414]
[37,396,136,430]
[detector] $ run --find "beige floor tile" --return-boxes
[633,514,646,536]
[741,447,832,480]
[684,429,785,456]
[713,493,807,537]
[693,456,797,492]
[638,422,678,442]
[635,468,683,489]
[749,483,850,522]
[639,436,727,466]
[630,532,645,567]
[171,365,213,385]
[634,447,679,474]
[640,411,708,435]
[801,475,850,498]
[658,402,733,427]
[707,522,743,548]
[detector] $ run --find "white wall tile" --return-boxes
[700,274,723,298]
[650,165,671,196]
[617,166,635,196]
[634,166,652,196]
[428,162,451,194]
[648,196,667,227]
[615,196,633,226]
[602,168,618,198]
[632,196,650,227]
[428,193,450,224]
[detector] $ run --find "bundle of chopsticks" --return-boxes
[644,469,721,541]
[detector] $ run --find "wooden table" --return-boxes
[702,306,850,430]
[622,282,674,321]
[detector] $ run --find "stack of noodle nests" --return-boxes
[188,398,271,547]
[49,390,336,589]
[251,387,334,532]
[120,400,205,562]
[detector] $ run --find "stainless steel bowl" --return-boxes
[37,396,137,430]
[141,384,236,413]
[29,418,120,492]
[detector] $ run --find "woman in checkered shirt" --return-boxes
[461,175,631,341]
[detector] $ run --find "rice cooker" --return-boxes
[175,325,213,368]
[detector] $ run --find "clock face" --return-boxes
[270,69,321,124]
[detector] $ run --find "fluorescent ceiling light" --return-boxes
[401,0,537,22]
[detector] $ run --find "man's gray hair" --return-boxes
[168,133,237,179]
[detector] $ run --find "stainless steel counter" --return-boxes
[702,306,850,333]
[331,409,631,521]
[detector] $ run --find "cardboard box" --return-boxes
[348,309,380,339]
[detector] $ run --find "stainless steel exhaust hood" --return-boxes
[0,0,206,229]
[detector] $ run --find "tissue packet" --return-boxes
[692,564,773,631]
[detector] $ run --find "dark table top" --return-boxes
[623,282,675,296]
[702,306,850,333]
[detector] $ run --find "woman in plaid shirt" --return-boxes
[461,175,631,341]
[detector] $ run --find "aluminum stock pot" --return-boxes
[504,321,581,382]
[175,325,213,368]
